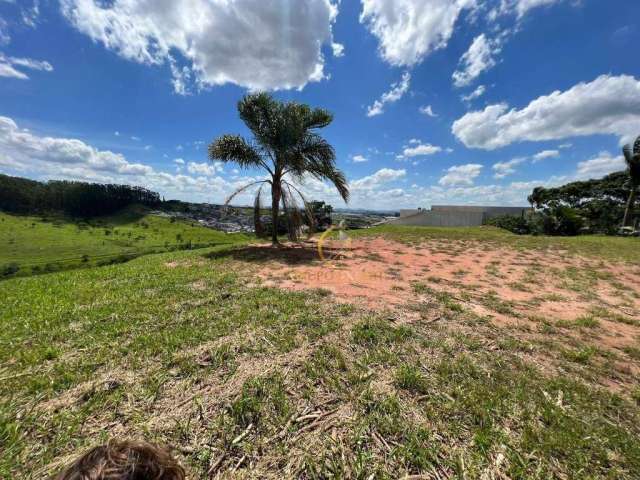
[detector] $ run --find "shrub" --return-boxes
[488,207,585,236]
[1,262,20,277]
[538,205,585,236]
[485,214,531,235]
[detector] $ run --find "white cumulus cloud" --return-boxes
[532,149,559,162]
[366,72,410,117]
[461,85,486,103]
[0,115,426,208]
[492,0,569,19]
[0,53,53,80]
[419,105,437,117]
[398,141,442,159]
[187,161,223,176]
[439,163,483,186]
[0,115,256,204]
[576,151,626,180]
[351,168,406,190]
[452,75,640,150]
[0,116,152,177]
[452,34,500,88]
[351,154,368,163]
[360,0,476,67]
[60,0,339,93]
[492,157,526,179]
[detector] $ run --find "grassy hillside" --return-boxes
[1,234,639,478]
[0,207,250,277]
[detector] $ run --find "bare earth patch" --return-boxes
[255,236,640,391]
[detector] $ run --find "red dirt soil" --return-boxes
[256,236,640,356]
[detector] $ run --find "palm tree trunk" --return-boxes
[622,189,636,227]
[271,180,281,245]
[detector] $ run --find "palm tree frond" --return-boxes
[326,169,350,203]
[224,180,269,206]
[281,185,303,242]
[285,133,349,202]
[209,135,263,169]
[238,93,281,150]
[303,161,350,203]
[254,185,266,238]
[624,144,633,165]
[282,180,316,234]
[305,108,333,130]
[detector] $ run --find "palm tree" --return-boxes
[208,93,349,245]
[622,135,640,228]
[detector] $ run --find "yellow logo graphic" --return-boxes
[317,220,351,261]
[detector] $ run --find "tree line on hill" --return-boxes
[486,171,636,236]
[0,170,635,236]
[0,174,161,217]
[488,135,640,236]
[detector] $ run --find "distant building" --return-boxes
[389,205,530,227]
[399,208,424,218]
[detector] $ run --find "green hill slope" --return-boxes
[0,207,250,277]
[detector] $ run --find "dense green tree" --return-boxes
[527,171,629,234]
[307,200,333,231]
[622,135,640,227]
[0,175,44,213]
[208,93,349,244]
[0,174,160,217]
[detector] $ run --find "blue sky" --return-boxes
[0,0,639,210]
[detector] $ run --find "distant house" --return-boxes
[389,205,530,227]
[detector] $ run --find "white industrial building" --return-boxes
[389,205,530,227]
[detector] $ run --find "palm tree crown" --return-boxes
[208,93,349,244]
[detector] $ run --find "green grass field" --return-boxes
[0,207,249,277]
[1,225,639,478]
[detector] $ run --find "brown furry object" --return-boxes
[52,439,185,480]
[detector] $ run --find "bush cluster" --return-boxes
[1,262,20,277]
[486,205,585,236]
